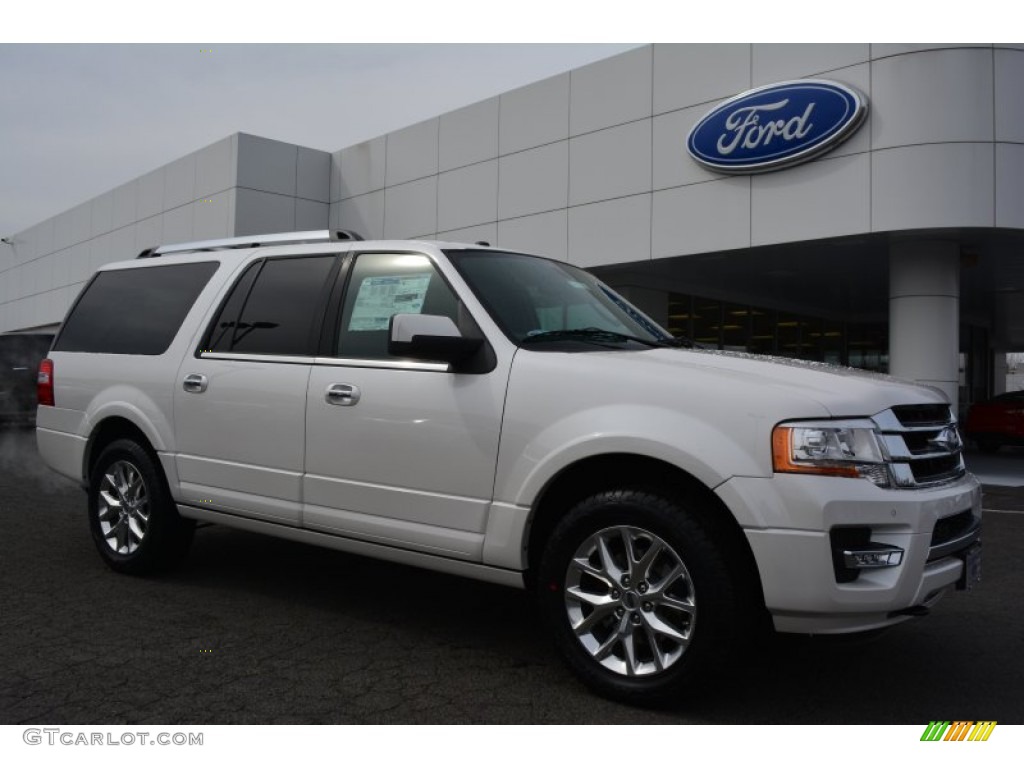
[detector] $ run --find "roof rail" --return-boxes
[136,229,363,259]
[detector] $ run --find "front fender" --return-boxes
[494,403,769,508]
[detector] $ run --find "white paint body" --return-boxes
[36,240,982,634]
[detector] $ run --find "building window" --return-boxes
[666,291,889,372]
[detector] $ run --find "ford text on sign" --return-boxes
[686,80,868,174]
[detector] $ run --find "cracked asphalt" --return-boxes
[1,426,1022,724]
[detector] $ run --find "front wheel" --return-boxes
[537,490,747,705]
[88,438,194,575]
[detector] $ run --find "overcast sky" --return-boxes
[0,44,637,236]
[1,0,1007,241]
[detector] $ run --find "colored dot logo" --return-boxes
[920,721,997,741]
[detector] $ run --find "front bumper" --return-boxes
[716,472,982,634]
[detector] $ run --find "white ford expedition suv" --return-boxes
[36,230,982,703]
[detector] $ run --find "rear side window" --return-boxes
[54,262,218,355]
[204,255,337,356]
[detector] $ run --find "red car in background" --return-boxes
[964,390,1024,453]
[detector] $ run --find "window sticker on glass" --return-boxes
[348,274,432,331]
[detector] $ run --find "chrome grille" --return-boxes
[890,404,951,428]
[873,405,966,488]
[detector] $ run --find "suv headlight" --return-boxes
[772,420,890,487]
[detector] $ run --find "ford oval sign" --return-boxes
[686,80,868,174]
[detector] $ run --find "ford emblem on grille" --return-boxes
[686,80,868,174]
[928,427,962,453]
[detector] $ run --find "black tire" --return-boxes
[537,489,748,705]
[87,438,194,575]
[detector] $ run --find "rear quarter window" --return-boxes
[53,262,218,355]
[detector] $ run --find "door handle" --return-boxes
[325,383,360,406]
[182,373,209,393]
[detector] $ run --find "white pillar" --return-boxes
[889,241,960,407]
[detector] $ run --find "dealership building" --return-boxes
[2,43,1022,413]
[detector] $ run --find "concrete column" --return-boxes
[889,241,960,407]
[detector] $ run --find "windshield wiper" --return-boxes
[521,328,691,349]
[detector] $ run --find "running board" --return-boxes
[177,504,525,590]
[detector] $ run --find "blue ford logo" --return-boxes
[686,80,868,174]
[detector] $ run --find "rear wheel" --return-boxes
[537,489,748,705]
[88,438,193,574]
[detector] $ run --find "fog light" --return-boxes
[842,544,904,569]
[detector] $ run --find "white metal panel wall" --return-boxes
[331,137,386,201]
[7,44,1022,334]
[751,44,869,84]
[333,190,384,240]
[385,118,439,187]
[439,97,499,172]
[327,43,1019,271]
[499,72,569,155]
[569,45,651,135]
[0,132,332,332]
[995,49,1024,230]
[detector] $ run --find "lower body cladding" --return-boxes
[177,505,524,589]
[717,473,982,634]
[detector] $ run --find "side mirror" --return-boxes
[388,314,482,365]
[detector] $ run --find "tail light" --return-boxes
[37,358,54,407]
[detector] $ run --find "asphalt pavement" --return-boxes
[1,426,1022,724]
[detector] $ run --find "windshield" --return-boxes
[446,250,673,347]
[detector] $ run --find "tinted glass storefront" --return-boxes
[666,293,889,371]
[665,292,990,415]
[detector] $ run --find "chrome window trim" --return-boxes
[196,352,449,372]
[198,352,317,365]
[313,356,450,372]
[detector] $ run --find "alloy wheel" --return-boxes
[564,525,697,677]
[96,460,150,555]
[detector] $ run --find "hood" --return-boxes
[590,346,948,419]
